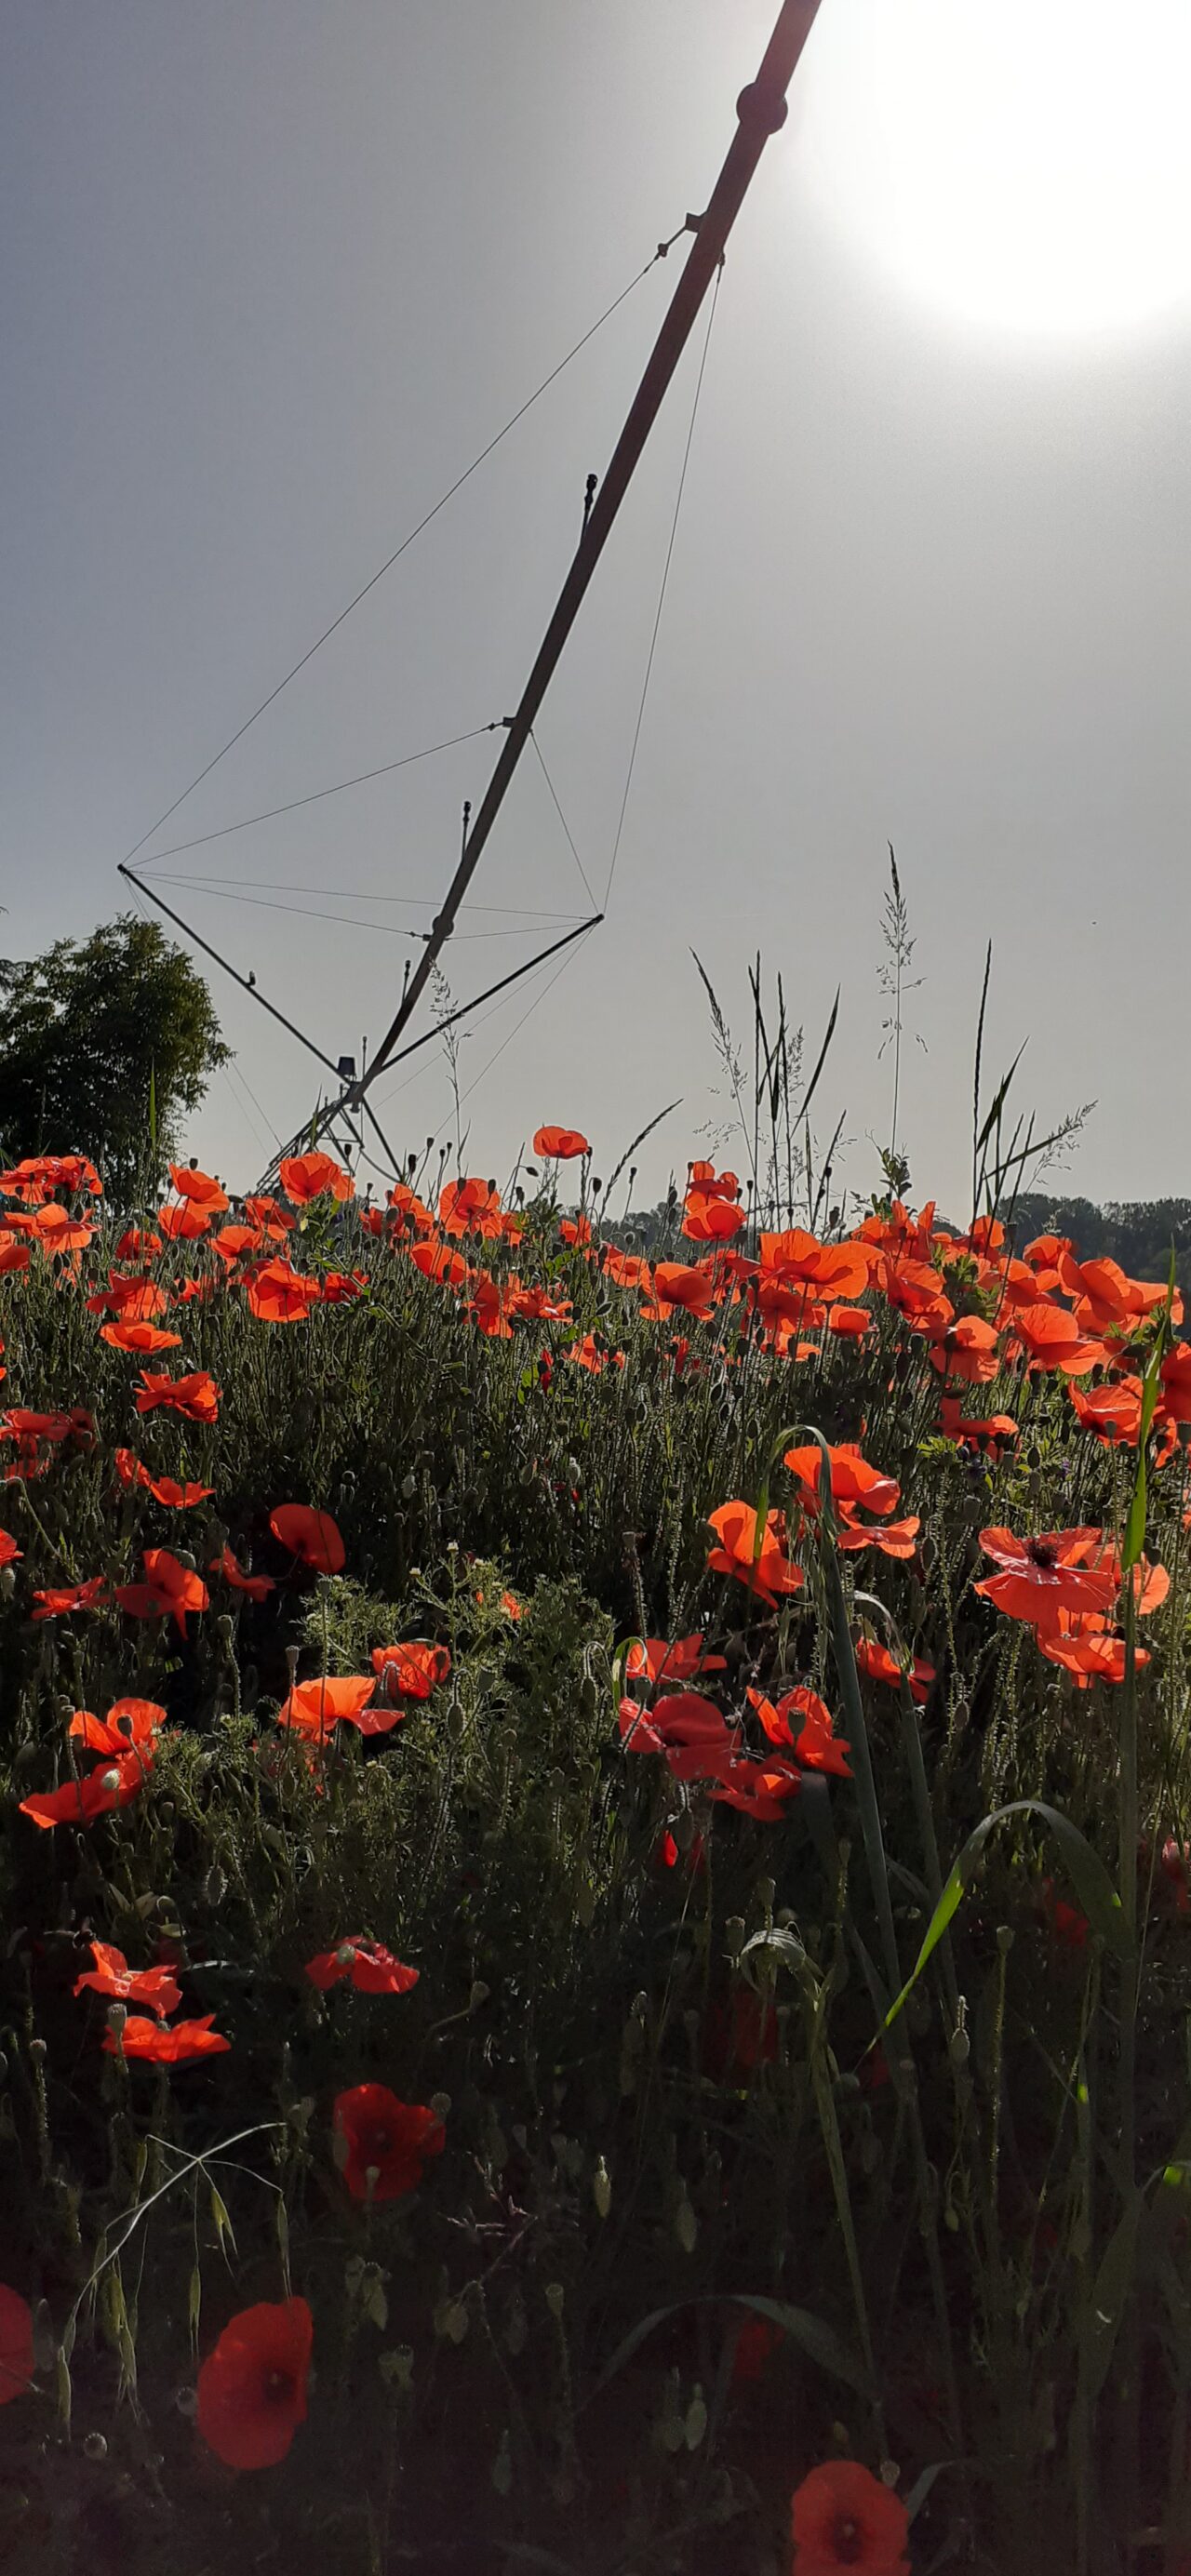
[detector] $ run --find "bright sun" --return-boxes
[798,0,1191,338]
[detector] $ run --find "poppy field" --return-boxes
[1,1131,1190,2575]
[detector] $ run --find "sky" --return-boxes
[4,0,1190,1215]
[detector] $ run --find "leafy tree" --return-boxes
[0,914,230,1200]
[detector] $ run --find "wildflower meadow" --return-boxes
[1,1089,1190,2575]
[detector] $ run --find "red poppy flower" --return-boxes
[246,1257,322,1323]
[20,1750,151,1829]
[704,1985,779,2076]
[706,1501,805,1606]
[533,1126,590,1160]
[103,2013,231,2063]
[210,1543,275,1602]
[438,1177,503,1239]
[683,1194,746,1244]
[975,1526,1118,1629]
[318,1269,368,1303]
[1160,1342,1191,1422]
[279,1151,355,1205]
[385,1181,435,1235]
[749,1685,852,1777]
[332,2083,445,2201]
[74,1940,181,2019]
[269,1503,344,1572]
[212,1222,266,1265]
[134,1368,220,1423]
[855,1638,935,1703]
[469,1273,515,1339]
[148,1474,215,1509]
[0,2287,34,2406]
[116,1547,209,1635]
[1009,1301,1105,1377]
[784,1442,900,1519]
[157,1202,211,1241]
[115,1226,163,1260]
[709,1752,802,1821]
[731,2315,785,2382]
[0,1528,21,1567]
[0,1236,30,1275]
[625,1635,727,1686]
[305,1940,419,1995]
[31,1574,109,1620]
[1037,1614,1150,1688]
[835,1506,921,1562]
[89,1270,167,1320]
[603,1248,651,1292]
[928,1313,1001,1384]
[506,1282,572,1323]
[1068,1379,1144,1446]
[566,1331,623,1373]
[277,1675,376,1741]
[71,1697,164,1755]
[790,2458,910,2574]
[235,1185,287,1231]
[196,2297,313,2471]
[938,1397,1019,1454]
[618,1690,739,1776]
[559,1213,594,1248]
[408,1237,469,1288]
[649,1261,717,1319]
[27,1201,94,1254]
[371,1640,451,1702]
[100,1318,182,1360]
[169,1163,229,1212]
[827,1303,873,1340]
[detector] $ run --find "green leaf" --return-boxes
[1075,2192,1144,2419]
[886,1800,1130,2030]
[587,2290,871,2404]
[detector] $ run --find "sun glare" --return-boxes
[799,0,1191,339]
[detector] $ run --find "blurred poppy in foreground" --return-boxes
[270,1503,345,1573]
[790,2458,910,2574]
[196,2296,313,2470]
[0,2286,34,2406]
[332,2083,445,2201]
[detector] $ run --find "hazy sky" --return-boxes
[5,0,1189,1212]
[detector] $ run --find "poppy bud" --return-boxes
[401,1472,417,1501]
[949,2025,970,2067]
[593,2158,611,2218]
[675,2197,698,2252]
[544,2281,565,2320]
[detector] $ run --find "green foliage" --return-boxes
[0,1157,1190,2573]
[0,914,229,1199]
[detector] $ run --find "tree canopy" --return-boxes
[0,914,230,1200]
